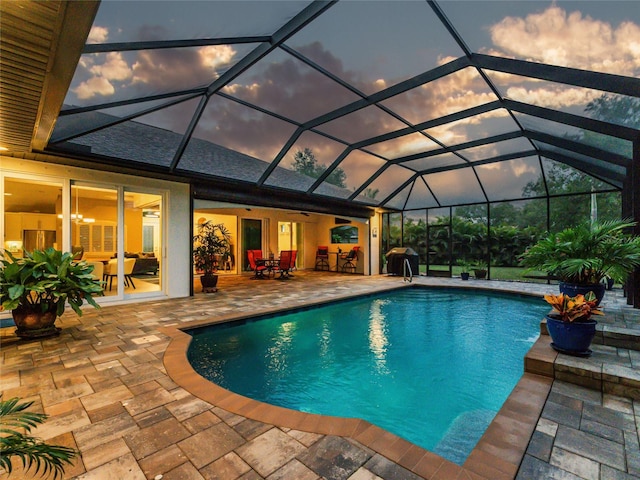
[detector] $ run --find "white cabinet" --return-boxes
[79,223,117,254]
[4,212,22,241]
[21,213,57,231]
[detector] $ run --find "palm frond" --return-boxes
[0,397,47,433]
[0,396,78,479]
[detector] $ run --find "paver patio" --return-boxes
[1,272,638,479]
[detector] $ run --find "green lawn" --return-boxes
[418,265,554,283]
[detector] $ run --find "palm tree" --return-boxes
[0,396,77,479]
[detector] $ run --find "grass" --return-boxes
[418,265,554,283]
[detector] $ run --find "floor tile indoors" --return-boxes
[0,271,638,479]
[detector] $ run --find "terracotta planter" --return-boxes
[12,306,60,339]
[474,269,487,280]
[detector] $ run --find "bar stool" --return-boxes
[315,246,330,271]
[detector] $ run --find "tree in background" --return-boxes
[585,94,640,128]
[381,94,630,272]
[363,187,379,200]
[292,148,347,188]
[522,161,620,231]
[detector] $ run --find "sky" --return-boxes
[60,0,639,206]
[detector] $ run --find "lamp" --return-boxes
[58,187,93,222]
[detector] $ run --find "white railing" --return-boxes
[403,258,413,283]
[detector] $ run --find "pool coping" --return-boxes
[161,283,552,480]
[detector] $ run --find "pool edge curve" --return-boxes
[161,284,552,479]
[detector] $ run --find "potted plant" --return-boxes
[193,221,231,293]
[472,261,487,280]
[0,395,78,479]
[0,248,103,338]
[520,219,640,304]
[543,291,604,357]
[456,259,472,280]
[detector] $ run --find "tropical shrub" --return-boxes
[0,248,102,316]
[520,219,640,285]
[543,292,604,322]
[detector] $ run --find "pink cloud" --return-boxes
[73,76,115,100]
[488,5,640,76]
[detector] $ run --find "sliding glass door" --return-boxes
[277,221,303,269]
[241,219,262,272]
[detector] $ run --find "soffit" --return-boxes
[0,0,98,152]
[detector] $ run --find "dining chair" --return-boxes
[247,249,267,279]
[289,250,297,276]
[87,261,104,287]
[104,258,137,290]
[272,250,292,279]
[123,258,136,289]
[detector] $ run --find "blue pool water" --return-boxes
[187,287,547,464]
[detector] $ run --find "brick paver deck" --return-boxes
[0,272,638,479]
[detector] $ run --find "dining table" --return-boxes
[256,257,279,277]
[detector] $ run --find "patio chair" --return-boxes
[289,250,297,275]
[247,249,267,279]
[340,246,360,273]
[315,246,329,271]
[272,250,292,279]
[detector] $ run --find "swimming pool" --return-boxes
[187,287,547,465]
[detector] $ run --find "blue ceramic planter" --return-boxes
[559,282,606,306]
[546,315,597,357]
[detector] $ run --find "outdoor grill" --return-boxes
[385,247,419,276]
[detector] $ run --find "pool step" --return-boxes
[525,323,640,400]
[539,317,640,350]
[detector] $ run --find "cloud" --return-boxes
[90,52,132,81]
[223,42,358,124]
[71,41,237,102]
[87,26,108,43]
[382,59,498,126]
[201,1,640,169]
[488,5,640,76]
[73,77,114,100]
[194,94,297,163]
[199,45,236,70]
[131,49,214,88]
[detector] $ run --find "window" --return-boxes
[330,225,358,244]
[78,223,116,254]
